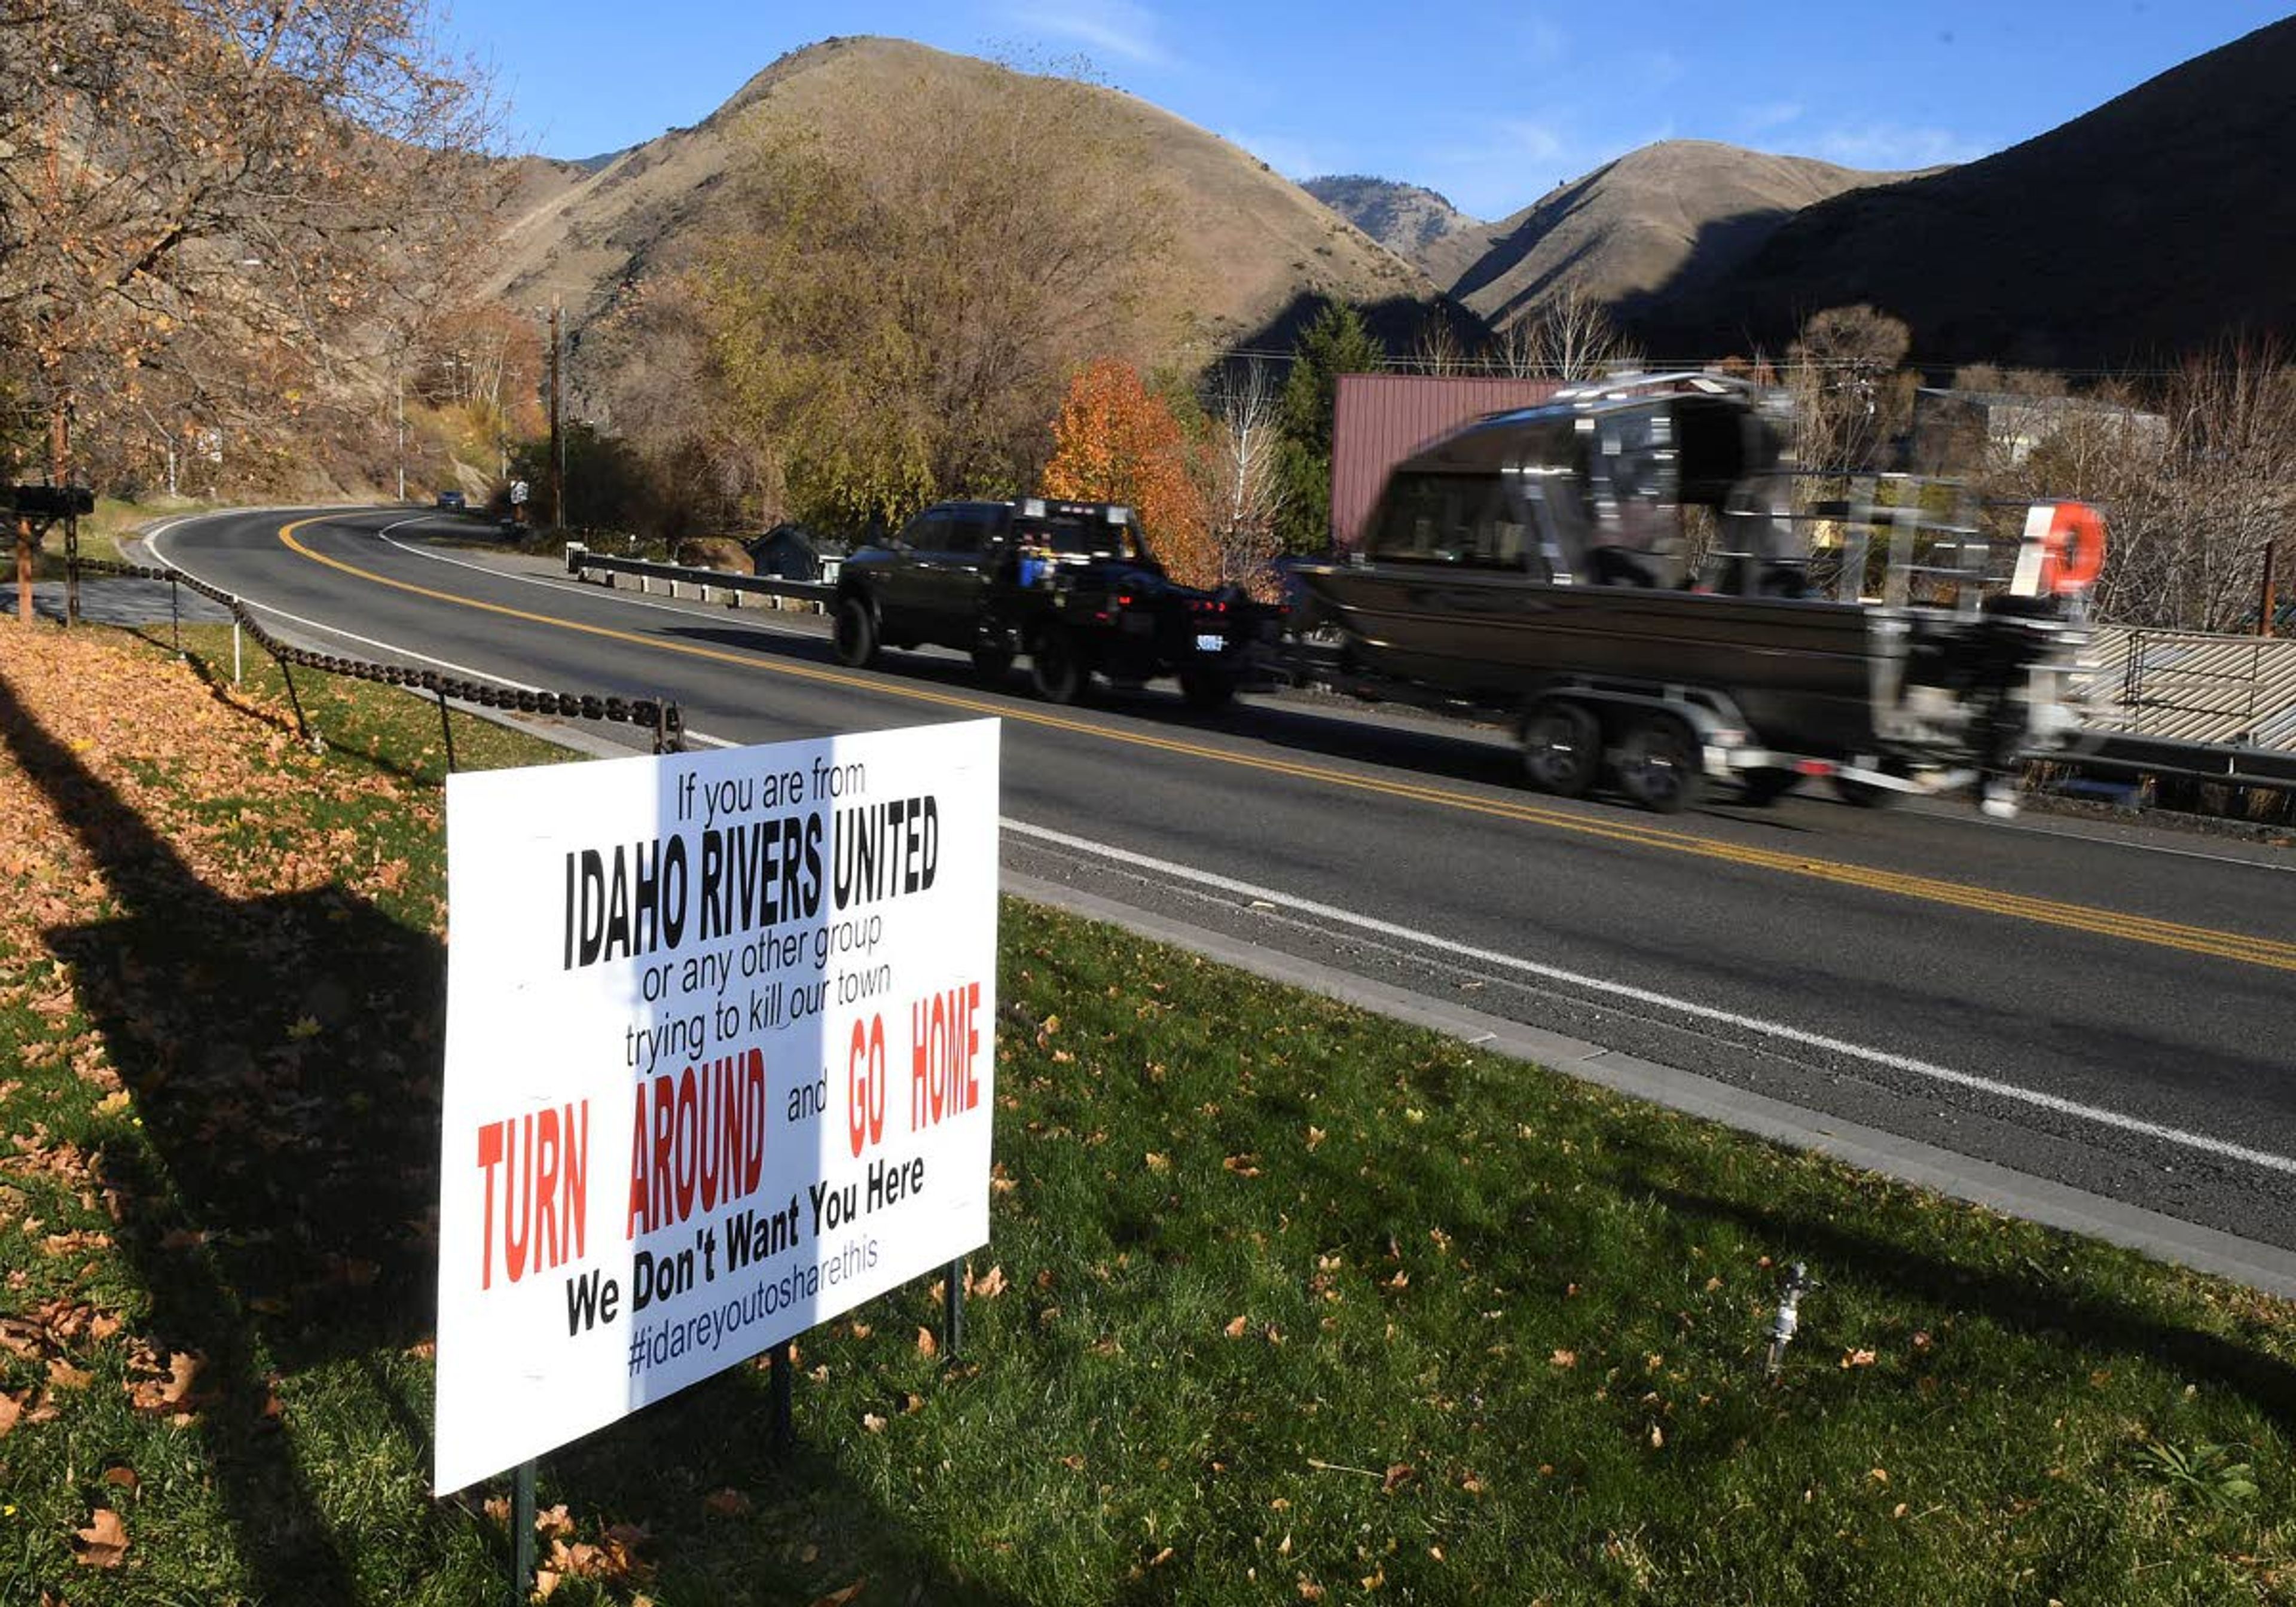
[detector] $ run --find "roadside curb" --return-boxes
[1003,870,2296,1300]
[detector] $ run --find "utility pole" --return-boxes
[396,365,407,503]
[2262,537,2280,638]
[548,297,564,531]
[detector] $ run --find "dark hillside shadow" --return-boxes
[1222,291,1474,362]
[1603,207,1800,329]
[1448,169,1607,306]
[1482,238,1601,329]
[1611,200,1892,360]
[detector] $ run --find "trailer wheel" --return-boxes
[833,595,880,668]
[1614,714,1702,814]
[1179,669,1236,711]
[1029,627,1089,704]
[1738,767,1799,806]
[1831,777,1895,809]
[1521,701,1602,797]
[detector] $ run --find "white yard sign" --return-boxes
[434,720,1000,1493]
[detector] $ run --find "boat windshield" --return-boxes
[1363,473,1532,570]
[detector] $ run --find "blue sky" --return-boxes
[441,1,2292,219]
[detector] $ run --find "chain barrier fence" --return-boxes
[68,557,686,768]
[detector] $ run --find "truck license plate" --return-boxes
[1194,633,1225,653]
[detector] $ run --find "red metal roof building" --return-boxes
[1330,373,1562,550]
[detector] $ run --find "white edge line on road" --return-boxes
[1003,817,2296,1180]
[1006,869,2296,1297]
[1900,792,2296,875]
[1970,810,2296,874]
[362,513,2296,881]
[149,514,551,691]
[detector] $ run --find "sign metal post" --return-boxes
[770,1340,795,1459]
[942,1258,964,1362]
[509,1457,537,1605]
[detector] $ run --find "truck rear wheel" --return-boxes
[833,595,880,668]
[1179,670,1236,710]
[1521,701,1602,797]
[1614,714,1702,814]
[1738,767,1800,806]
[1029,628,1088,704]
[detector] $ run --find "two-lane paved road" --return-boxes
[150,508,2296,1270]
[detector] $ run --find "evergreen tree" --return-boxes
[1274,303,1385,553]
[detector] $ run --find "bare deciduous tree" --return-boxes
[1786,304,1912,473]
[2013,344,2296,632]
[1487,285,1640,381]
[1408,305,1470,376]
[1198,357,1286,590]
[0,1,500,487]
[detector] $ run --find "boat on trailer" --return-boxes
[1289,372,2103,813]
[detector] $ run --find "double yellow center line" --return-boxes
[279,517,2296,975]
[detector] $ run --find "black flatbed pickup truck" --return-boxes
[831,497,1262,707]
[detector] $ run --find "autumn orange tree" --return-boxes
[1042,358,1215,586]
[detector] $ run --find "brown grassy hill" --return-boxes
[1442,140,1916,332]
[496,154,592,224]
[1638,17,2296,367]
[487,36,1428,409]
[1302,176,1477,274]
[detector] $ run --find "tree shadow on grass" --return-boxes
[2,667,436,1597]
[124,624,486,793]
[0,668,1028,1603]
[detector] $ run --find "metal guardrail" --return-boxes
[563,543,835,609]
[71,558,685,763]
[2041,731,2296,792]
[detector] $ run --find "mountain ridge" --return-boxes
[1629,17,2296,366]
[483,36,1430,417]
[1301,176,1478,274]
[481,26,2296,385]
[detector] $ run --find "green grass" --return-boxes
[157,621,586,785]
[0,622,2290,1605]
